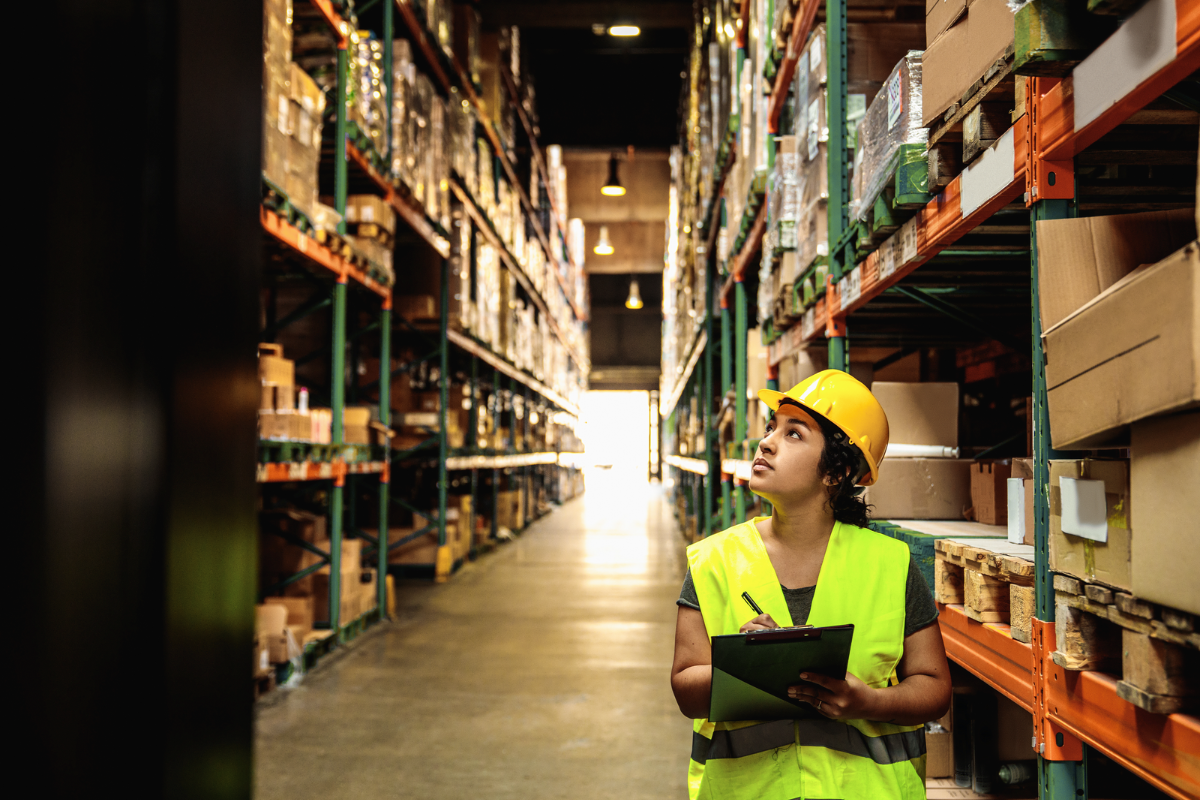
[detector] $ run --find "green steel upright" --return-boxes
[1031,197,1086,799]
[438,257,450,548]
[720,301,733,529]
[377,305,391,613]
[734,279,748,521]
[825,0,850,371]
[330,278,347,633]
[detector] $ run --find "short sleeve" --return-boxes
[904,556,939,637]
[678,567,701,611]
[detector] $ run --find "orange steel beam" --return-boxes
[261,207,391,300]
[768,0,821,133]
[939,604,1036,713]
[1046,649,1200,799]
[308,0,348,48]
[1040,0,1200,161]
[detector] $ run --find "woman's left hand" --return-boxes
[788,671,878,720]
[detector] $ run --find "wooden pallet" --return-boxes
[1052,574,1199,714]
[927,49,1017,191]
[935,538,1036,641]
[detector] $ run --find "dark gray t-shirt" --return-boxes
[677,555,938,638]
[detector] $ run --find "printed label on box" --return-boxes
[887,70,903,130]
[899,217,919,264]
[1007,478,1026,544]
[839,266,862,307]
[1060,477,1109,542]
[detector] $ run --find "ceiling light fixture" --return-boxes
[625,277,644,310]
[594,225,614,255]
[608,25,640,36]
[601,154,626,197]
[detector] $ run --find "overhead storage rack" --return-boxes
[254,0,588,682]
[662,1,1200,797]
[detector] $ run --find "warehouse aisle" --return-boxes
[255,474,691,799]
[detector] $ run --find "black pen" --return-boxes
[741,591,764,616]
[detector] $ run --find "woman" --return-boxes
[671,370,951,800]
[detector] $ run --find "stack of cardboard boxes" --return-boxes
[1036,208,1199,615]
[865,382,971,520]
[921,0,1016,132]
[344,195,397,283]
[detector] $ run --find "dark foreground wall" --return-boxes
[19,2,262,795]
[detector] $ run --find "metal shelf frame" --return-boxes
[258,0,587,656]
[665,0,1200,795]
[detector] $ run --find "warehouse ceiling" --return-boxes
[479,1,692,149]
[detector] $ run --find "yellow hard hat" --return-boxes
[757,370,889,486]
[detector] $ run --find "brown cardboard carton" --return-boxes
[264,596,314,630]
[970,460,1011,525]
[863,458,971,519]
[1131,411,1200,615]
[343,406,372,427]
[925,730,953,778]
[342,424,370,445]
[1035,208,1194,331]
[1042,241,1199,448]
[926,0,968,45]
[921,0,1015,126]
[872,382,959,447]
[1049,459,1131,591]
[258,343,295,385]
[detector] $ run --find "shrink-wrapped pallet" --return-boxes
[851,52,926,222]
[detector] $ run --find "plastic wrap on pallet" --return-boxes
[851,51,926,223]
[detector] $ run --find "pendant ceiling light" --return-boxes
[625,277,643,310]
[601,154,626,196]
[594,225,614,255]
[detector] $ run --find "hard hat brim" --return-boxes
[756,388,881,486]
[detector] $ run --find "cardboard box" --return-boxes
[1042,241,1199,448]
[258,343,294,385]
[343,424,370,445]
[1035,208,1194,331]
[264,595,314,631]
[1049,459,1131,591]
[926,729,953,778]
[863,458,971,519]
[926,0,968,45]
[921,0,1015,126]
[1131,412,1200,615]
[970,460,1010,525]
[872,382,959,447]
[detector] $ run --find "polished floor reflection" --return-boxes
[255,475,690,799]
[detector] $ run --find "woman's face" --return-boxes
[748,403,829,507]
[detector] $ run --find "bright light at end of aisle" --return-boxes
[608,25,640,37]
[581,390,651,480]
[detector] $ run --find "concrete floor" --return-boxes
[255,474,692,799]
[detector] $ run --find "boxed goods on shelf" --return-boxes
[850,51,926,222]
[349,32,388,161]
[1049,458,1131,591]
[970,460,1010,526]
[343,406,372,445]
[1036,209,1197,448]
[259,508,326,594]
[262,0,293,189]
[872,381,959,447]
[863,458,972,519]
[1130,412,1200,615]
[921,0,1015,127]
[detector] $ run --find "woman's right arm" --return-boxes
[672,606,780,718]
[671,605,713,719]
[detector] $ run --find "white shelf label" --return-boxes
[839,266,862,307]
[899,217,919,265]
[879,238,897,280]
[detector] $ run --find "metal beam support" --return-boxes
[377,306,391,614]
[734,279,747,522]
[260,293,331,341]
[825,0,849,279]
[891,285,1024,353]
[329,279,347,632]
[438,257,450,548]
[335,47,348,229]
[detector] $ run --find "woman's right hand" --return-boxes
[740,614,780,632]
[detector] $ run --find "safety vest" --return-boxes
[685,517,926,800]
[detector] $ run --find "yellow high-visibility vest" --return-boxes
[685,517,926,800]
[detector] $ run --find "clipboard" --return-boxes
[708,624,854,722]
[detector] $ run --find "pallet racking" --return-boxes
[661,0,1200,796]
[258,0,588,668]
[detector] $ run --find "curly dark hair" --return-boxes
[779,399,873,528]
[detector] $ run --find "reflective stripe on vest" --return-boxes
[691,718,926,766]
